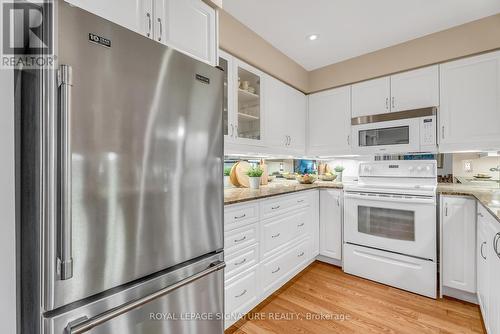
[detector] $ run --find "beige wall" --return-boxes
[309,13,500,93]
[218,10,309,92]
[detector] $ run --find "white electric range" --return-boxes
[343,160,438,298]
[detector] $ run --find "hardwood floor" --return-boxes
[226,261,485,334]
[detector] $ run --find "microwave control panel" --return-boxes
[420,116,437,151]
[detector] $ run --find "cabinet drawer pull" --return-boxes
[271,205,281,210]
[478,212,484,218]
[298,252,305,257]
[234,214,246,220]
[271,233,281,239]
[235,289,247,298]
[234,236,247,243]
[272,266,280,274]
[494,233,500,258]
[297,199,304,203]
[297,223,305,227]
[234,258,247,266]
[481,242,487,260]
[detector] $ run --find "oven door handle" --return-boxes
[344,192,436,205]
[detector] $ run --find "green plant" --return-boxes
[246,166,264,177]
[334,165,345,173]
[224,167,232,176]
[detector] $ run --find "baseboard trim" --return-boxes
[442,286,478,304]
[316,255,342,267]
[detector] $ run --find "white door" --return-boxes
[487,217,500,334]
[264,76,288,150]
[390,65,439,112]
[64,0,143,34]
[344,192,437,260]
[286,86,307,154]
[158,0,217,65]
[219,50,236,142]
[439,50,500,152]
[477,213,490,330]
[319,190,342,260]
[442,197,476,293]
[308,86,351,156]
[351,77,391,117]
[234,60,265,146]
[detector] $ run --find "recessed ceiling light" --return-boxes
[307,34,319,41]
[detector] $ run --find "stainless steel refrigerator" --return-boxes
[16,1,224,333]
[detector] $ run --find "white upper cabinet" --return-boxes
[308,86,351,157]
[351,77,391,117]
[439,51,500,152]
[442,196,476,293]
[65,0,217,66]
[156,0,217,65]
[265,76,306,155]
[390,65,439,112]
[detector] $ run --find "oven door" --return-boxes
[352,118,420,154]
[344,192,436,260]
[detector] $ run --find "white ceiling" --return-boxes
[223,0,500,70]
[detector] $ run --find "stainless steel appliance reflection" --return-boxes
[17,1,224,333]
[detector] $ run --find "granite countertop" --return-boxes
[224,180,500,223]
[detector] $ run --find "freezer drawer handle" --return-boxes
[65,261,226,334]
[58,65,74,280]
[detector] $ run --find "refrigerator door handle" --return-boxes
[58,65,74,280]
[65,261,226,334]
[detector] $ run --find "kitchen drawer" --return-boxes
[262,210,309,258]
[225,243,259,280]
[261,192,310,219]
[225,223,258,255]
[225,202,259,231]
[344,243,437,298]
[225,266,258,324]
[261,238,311,293]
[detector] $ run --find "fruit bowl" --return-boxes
[319,174,337,181]
[296,174,317,184]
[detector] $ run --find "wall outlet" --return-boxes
[464,160,473,173]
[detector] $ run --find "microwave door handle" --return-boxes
[58,65,73,280]
[344,193,435,205]
[65,261,226,334]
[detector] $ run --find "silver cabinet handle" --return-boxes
[347,135,350,146]
[494,233,500,258]
[271,205,280,210]
[234,258,247,266]
[146,12,152,37]
[391,97,395,109]
[235,289,247,298]
[235,125,238,138]
[336,197,340,206]
[297,223,305,227]
[271,233,281,239]
[288,136,292,146]
[157,18,163,42]
[444,203,448,217]
[230,124,234,138]
[385,97,389,110]
[284,135,288,146]
[66,261,225,334]
[441,126,445,140]
[234,236,247,243]
[272,266,280,274]
[58,65,74,280]
[234,214,246,219]
[478,212,484,218]
[298,252,305,257]
[481,241,487,260]
[297,199,304,203]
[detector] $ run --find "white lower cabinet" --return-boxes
[224,191,318,329]
[441,196,477,293]
[477,204,500,334]
[319,189,342,260]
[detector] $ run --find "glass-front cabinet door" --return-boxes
[235,60,264,144]
[218,50,235,141]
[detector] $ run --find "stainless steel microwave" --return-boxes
[351,107,437,154]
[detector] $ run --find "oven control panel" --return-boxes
[359,160,437,178]
[420,115,437,151]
